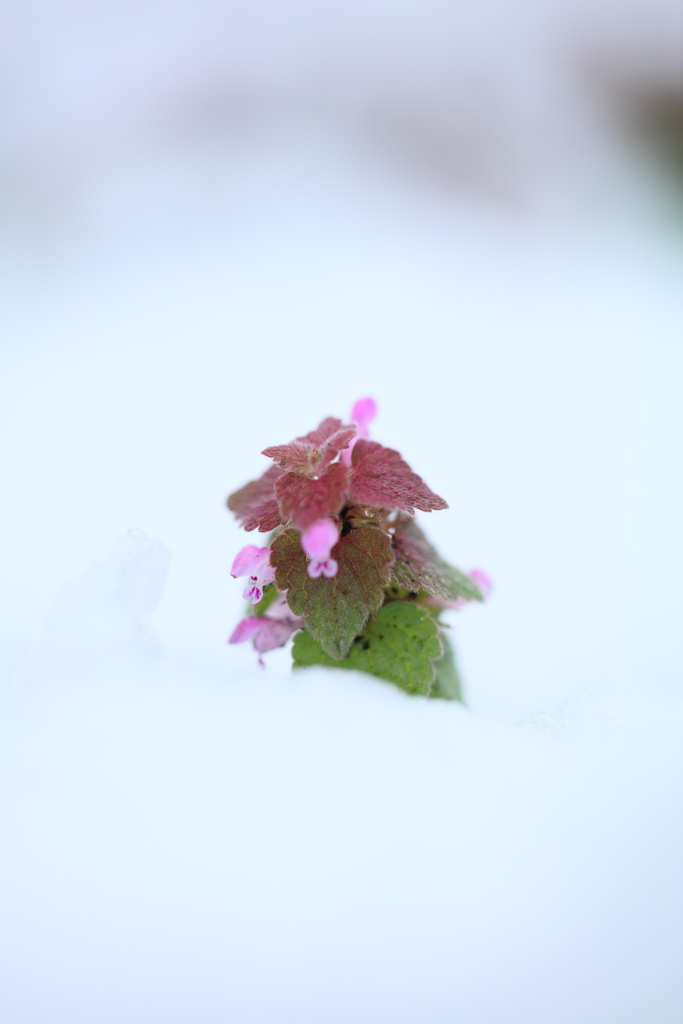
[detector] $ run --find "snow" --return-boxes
[2,619,682,1022]
[1,2,683,1020]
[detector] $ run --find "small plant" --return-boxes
[226,399,489,699]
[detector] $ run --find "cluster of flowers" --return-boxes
[227,398,489,664]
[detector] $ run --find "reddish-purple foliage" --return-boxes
[348,439,448,514]
[228,410,447,541]
[298,417,349,447]
[275,462,350,532]
[225,395,485,675]
[390,515,482,602]
[227,398,486,674]
[263,418,356,476]
[227,465,284,533]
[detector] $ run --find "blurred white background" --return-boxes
[1,2,682,1021]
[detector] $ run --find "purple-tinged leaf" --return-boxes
[229,592,305,658]
[390,516,483,603]
[228,616,262,644]
[275,462,350,531]
[227,465,284,533]
[298,417,346,446]
[348,439,448,514]
[260,440,312,474]
[262,418,356,476]
[251,616,303,654]
[271,525,393,659]
[425,568,492,610]
[229,608,304,655]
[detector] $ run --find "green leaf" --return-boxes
[431,631,465,703]
[271,526,393,659]
[390,516,483,603]
[292,601,443,696]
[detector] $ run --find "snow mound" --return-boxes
[1,540,681,1023]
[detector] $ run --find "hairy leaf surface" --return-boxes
[271,525,393,658]
[227,465,284,532]
[349,439,447,514]
[390,516,483,602]
[275,462,350,531]
[292,602,443,695]
[263,418,356,475]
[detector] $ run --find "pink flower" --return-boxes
[228,593,304,666]
[350,397,377,436]
[468,569,492,598]
[342,397,377,464]
[301,518,339,578]
[230,544,276,604]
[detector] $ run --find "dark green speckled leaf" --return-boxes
[292,601,443,695]
[431,631,465,702]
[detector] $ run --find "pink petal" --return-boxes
[469,569,492,598]
[228,616,263,644]
[342,397,378,464]
[266,593,303,624]
[242,583,263,604]
[301,519,339,561]
[230,545,269,578]
[342,397,378,466]
[307,557,338,579]
[260,562,276,587]
[264,592,290,619]
[350,397,377,436]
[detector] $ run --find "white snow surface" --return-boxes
[1,556,682,1022]
[1,530,682,1024]
[2,4,683,1018]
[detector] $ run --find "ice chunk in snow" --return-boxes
[0,610,37,704]
[40,529,171,675]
